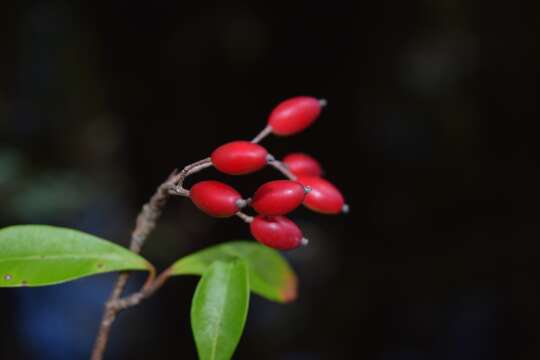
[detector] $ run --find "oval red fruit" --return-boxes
[250,215,305,250]
[282,153,323,177]
[211,141,268,175]
[190,180,243,217]
[251,180,307,216]
[268,96,323,136]
[297,176,345,214]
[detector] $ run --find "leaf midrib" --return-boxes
[210,264,231,360]
[0,253,140,264]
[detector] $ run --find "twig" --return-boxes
[108,211,254,311]
[92,210,255,322]
[91,159,211,360]
[108,268,172,311]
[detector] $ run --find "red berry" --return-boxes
[282,153,323,177]
[211,141,268,175]
[251,180,307,216]
[250,215,305,250]
[297,176,346,214]
[190,180,245,217]
[268,96,323,136]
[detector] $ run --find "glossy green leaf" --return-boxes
[170,241,297,303]
[0,225,152,287]
[191,260,249,360]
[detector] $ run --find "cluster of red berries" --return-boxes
[187,96,347,251]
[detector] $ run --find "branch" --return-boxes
[91,158,211,360]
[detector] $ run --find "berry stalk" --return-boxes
[251,125,273,144]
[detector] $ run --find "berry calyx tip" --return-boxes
[236,199,248,209]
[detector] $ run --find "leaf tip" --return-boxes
[280,272,298,303]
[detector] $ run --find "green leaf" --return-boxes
[0,225,152,287]
[170,241,297,303]
[191,260,249,360]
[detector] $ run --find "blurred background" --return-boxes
[1,1,539,359]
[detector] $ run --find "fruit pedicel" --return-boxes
[175,96,348,250]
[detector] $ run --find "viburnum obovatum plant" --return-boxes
[0,96,348,360]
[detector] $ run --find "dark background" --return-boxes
[1,1,540,359]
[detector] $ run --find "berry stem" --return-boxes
[251,125,272,144]
[267,156,297,180]
[236,211,254,223]
[169,157,213,196]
